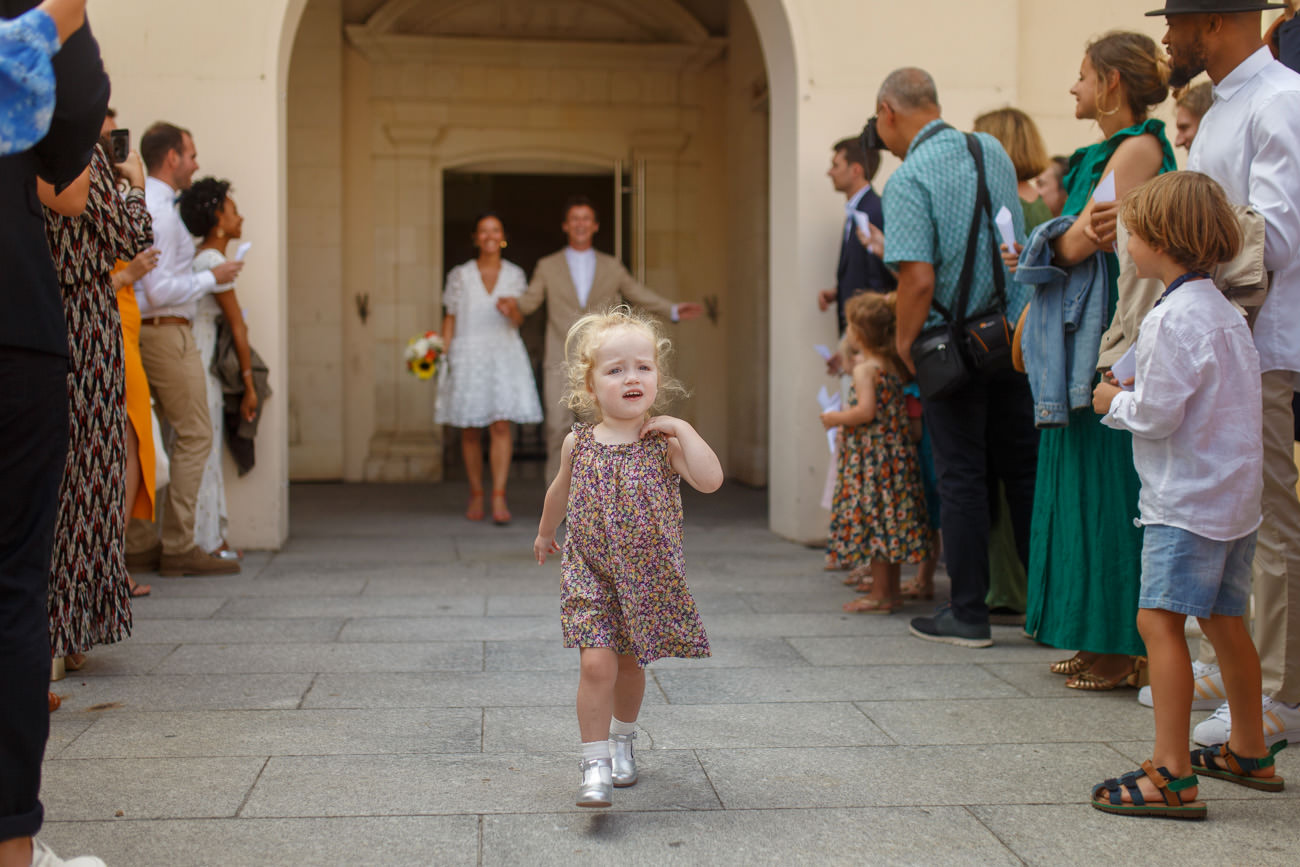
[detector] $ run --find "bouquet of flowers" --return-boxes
[404,331,445,380]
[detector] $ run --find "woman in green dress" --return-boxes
[1021,31,1177,688]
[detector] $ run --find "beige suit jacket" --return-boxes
[519,249,675,370]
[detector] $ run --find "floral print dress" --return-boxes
[825,369,932,568]
[560,423,710,667]
[45,144,152,656]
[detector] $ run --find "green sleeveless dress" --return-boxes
[1023,119,1177,656]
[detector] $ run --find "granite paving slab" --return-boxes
[482,806,1020,867]
[52,673,315,712]
[53,641,177,676]
[241,751,720,817]
[789,634,1063,666]
[971,802,1300,865]
[155,641,484,674]
[37,817,480,867]
[481,638,806,672]
[697,743,1133,809]
[481,702,891,752]
[40,757,265,819]
[855,697,1159,744]
[301,671,665,709]
[126,618,345,644]
[60,708,483,758]
[44,718,95,759]
[127,596,229,619]
[655,664,1024,704]
[338,615,560,642]
[700,612,921,638]
[214,595,486,619]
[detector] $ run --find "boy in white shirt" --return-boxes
[1090,171,1284,820]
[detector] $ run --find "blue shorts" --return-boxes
[1138,525,1256,619]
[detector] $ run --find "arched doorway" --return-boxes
[280,0,786,501]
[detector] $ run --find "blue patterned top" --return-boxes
[882,120,1026,327]
[0,7,59,157]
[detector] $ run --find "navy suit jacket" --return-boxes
[835,186,896,334]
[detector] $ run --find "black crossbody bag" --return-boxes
[910,127,1014,400]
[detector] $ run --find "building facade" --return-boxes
[92,0,1205,547]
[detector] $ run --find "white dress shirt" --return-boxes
[844,183,871,240]
[135,176,216,319]
[1188,47,1300,376]
[563,246,597,309]
[1103,279,1262,541]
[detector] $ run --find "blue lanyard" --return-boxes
[1154,271,1211,307]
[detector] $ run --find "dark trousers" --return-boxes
[923,368,1038,625]
[0,347,68,842]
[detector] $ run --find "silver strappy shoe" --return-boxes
[576,757,613,808]
[610,732,638,787]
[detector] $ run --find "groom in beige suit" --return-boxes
[503,196,702,475]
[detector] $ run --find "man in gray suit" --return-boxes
[502,196,702,476]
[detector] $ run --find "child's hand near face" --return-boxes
[1093,380,1121,415]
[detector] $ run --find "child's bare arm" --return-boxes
[828,362,878,427]
[641,416,723,493]
[534,433,575,564]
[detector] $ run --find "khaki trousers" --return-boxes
[1254,370,1300,703]
[543,361,577,481]
[126,323,211,556]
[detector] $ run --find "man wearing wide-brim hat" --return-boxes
[1147,0,1300,751]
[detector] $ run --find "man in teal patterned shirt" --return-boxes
[873,67,1039,648]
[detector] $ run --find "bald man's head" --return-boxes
[877,67,939,113]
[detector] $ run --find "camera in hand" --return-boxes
[110,129,129,163]
[859,116,884,152]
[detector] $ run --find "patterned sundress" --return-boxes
[559,423,710,668]
[825,369,933,568]
[44,145,152,657]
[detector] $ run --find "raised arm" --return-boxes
[1051,135,1164,266]
[534,432,575,563]
[616,267,675,320]
[641,416,723,493]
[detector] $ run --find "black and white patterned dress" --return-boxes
[44,144,152,656]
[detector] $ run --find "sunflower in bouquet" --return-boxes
[404,331,445,380]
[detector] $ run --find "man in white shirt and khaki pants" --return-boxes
[126,122,241,576]
[502,196,702,478]
[1152,0,1300,746]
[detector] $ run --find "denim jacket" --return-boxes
[1015,216,1110,428]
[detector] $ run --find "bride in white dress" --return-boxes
[434,213,542,524]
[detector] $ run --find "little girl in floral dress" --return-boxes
[534,306,723,809]
[821,292,932,613]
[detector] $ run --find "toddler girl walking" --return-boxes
[822,292,933,613]
[534,306,723,808]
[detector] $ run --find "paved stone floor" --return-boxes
[39,481,1300,865]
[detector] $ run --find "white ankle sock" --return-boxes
[609,717,637,737]
[581,741,610,763]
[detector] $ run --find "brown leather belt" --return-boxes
[140,316,190,326]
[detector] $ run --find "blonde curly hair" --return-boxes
[562,306,687,421]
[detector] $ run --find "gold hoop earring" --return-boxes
[500,240,507,249]
[215,227,226,239]
[1095,86,1121,118]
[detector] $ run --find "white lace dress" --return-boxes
[191,248,230,553]
[434,260,543,428]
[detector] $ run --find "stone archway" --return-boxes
[278,0,791,510]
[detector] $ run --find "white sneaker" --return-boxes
[30,840,106,867]
[1138,660,1222,709]
[1192,694,1300,748]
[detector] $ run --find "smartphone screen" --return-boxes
[110,129,129,163]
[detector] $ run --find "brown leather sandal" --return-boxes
[466,490,485,521]
[842,596,902,614]
[1190,740,1286,791]
[1091,759,1205,820]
